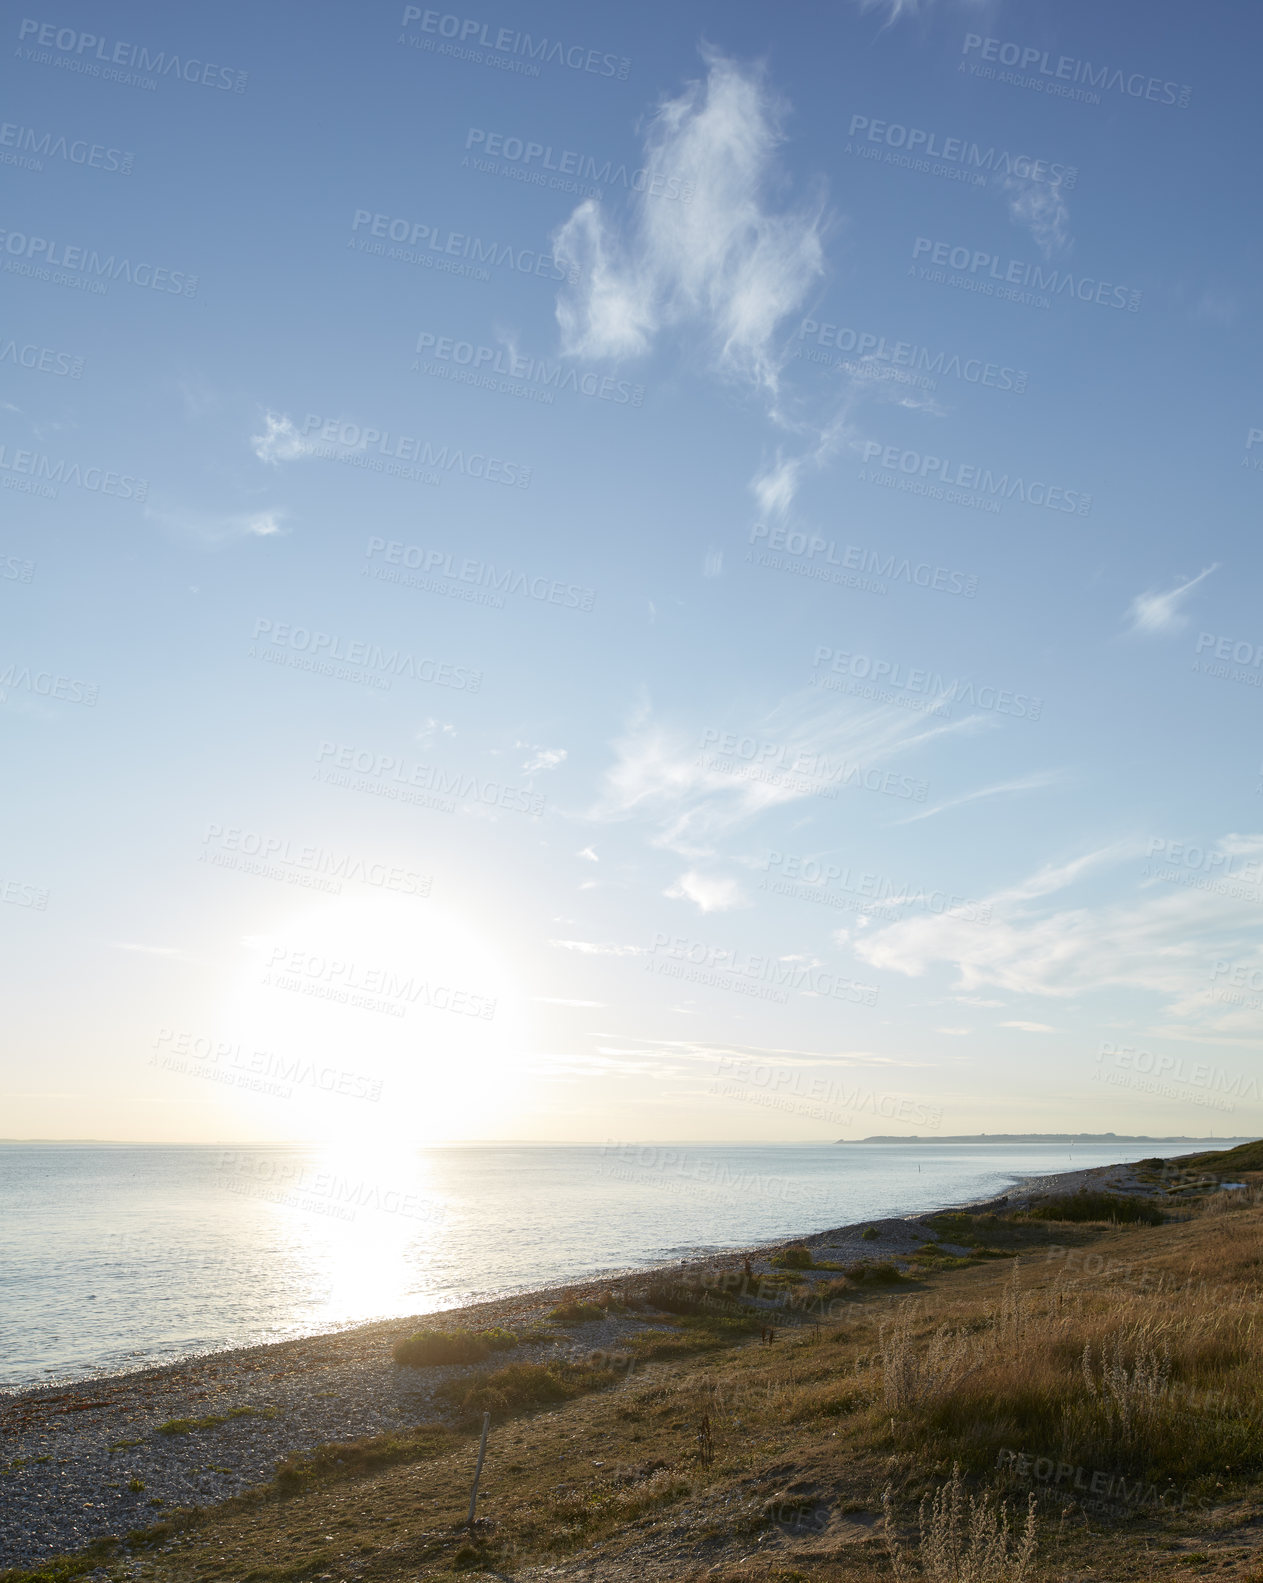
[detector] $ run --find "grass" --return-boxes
[1020,1192,1166,1226]
[546,1298,606,1323]
[154,1406,276,1435]
[391,1325,521,1367]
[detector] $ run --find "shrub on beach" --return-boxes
[845,1260,905,1285]
[547,1299,606,1323]
[439,1358,622,1421]
[1021,1192,1164,1226]
[392,1326,520,1367]
[771,1245,815,1269]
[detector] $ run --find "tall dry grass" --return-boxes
[875,1204,1263,1487]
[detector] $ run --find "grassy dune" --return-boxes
[9,1160,1263,1583]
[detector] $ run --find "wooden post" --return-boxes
[466,1411,491,1527]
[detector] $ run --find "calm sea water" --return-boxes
[0,1139,1233,1388]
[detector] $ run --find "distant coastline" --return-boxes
[836,1133,1252,1144]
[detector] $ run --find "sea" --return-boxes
[0,1137,1239,1390]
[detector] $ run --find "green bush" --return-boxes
[546,1299,605,1323]
[861,1226,880,1242]
[771,1245,815,1269]
[392,1326,520,1367]
[1022,1192,1164,1226]
[844,1260,904,1285]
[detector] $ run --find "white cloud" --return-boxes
[146,506,286,544]
[665,870,749,912]
[553,50,825,396]
[591,690,970,856]
[578,846,599,862]
[548,939,645,957]
[855,837,1263,1036]
[1002,175,1071,256]
[251,411,315,464]
[520,745,568,775]
[890,771,1065,826]
[1125,564,1218,636]
[1001,1020,1054,1032]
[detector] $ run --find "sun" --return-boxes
[219,891,527,1147]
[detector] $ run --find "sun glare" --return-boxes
[220,892,527,1146]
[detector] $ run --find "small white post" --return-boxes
[466,1411,491,1527]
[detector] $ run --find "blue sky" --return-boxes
[3,0,1262,1147]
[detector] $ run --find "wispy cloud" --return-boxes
[553,49,826,396]
[890,771,1065,826]
[855,836,1263,1034]
[146,506,287,543]
[1002,175,1071,256]
[251,411,315,464]
[1125,564,1218,636]
[591,690,969,857]
[1001,1020,1054,1032]
[549,939,645,957]
[520,745,568,775]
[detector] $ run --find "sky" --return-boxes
[3,0,1262,1148]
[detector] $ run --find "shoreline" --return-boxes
[0,1153,1179,1569]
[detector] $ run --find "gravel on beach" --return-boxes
[0,1159,1148,1570]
